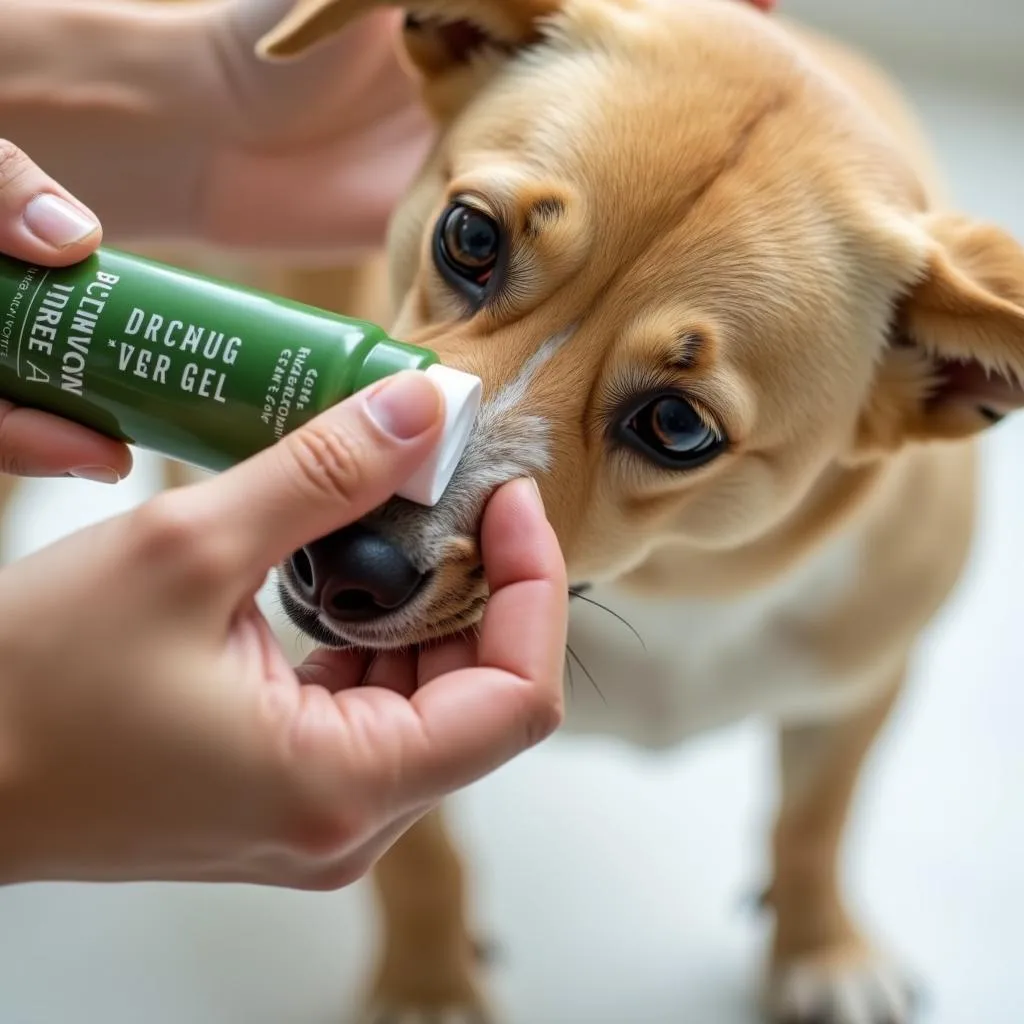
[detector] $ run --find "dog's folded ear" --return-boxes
[856,213,1024,453]
[256,0,371,58]
[257,0,560,72]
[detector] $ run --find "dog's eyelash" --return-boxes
[603,367,675,408]
[484,245,533,318]
[601,369,722,436]
[683,397,724,442]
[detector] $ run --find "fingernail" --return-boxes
[510,476,545,514]
[526,476,544,510]
[69,466,120,485]
[365,371,442,440]
[23,194,100,250]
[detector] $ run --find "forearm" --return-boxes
[0,672,32,886]
[0,1,222,242]
[0,767,33,886]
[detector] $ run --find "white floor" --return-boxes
[1,80,1023,1024]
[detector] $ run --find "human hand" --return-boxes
[0,0,430,259]
[196,0,434,257]
[0,140,131,480]
[191,0,775,250]
[0,370,567,889]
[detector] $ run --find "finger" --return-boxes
[402,478,568,798]
[0,140,101,265]
[417,630,479,685]
[363,650,418,699]
[205,104,432,256]
[194,370,444,585]
[298,646,419,698]
[294,646,374,693]
[472,478,568,690]
[0,401,132,480]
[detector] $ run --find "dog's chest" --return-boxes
[562,531,864,748]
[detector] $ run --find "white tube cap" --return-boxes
[395,364,482,507]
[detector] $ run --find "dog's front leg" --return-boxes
[765,669,916,1024]
[363,805,492,1023]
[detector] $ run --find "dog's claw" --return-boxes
[765,947,917,1024]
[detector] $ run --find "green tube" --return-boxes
[0,248,481,506]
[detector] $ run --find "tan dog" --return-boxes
[12,0,1024,1021]
[254,1,1024,1021]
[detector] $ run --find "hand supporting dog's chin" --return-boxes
[275,565,488,652]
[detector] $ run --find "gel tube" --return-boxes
[0,248,481,506]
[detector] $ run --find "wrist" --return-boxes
[0,630,76,886]
[0,2,226,243]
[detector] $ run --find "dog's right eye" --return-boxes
[433,202,503,307]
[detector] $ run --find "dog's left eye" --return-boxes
[433,202,503,306]
[617,393,725,469]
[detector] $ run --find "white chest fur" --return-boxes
[562,529,866,749]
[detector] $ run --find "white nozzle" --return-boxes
[395,364,482,507]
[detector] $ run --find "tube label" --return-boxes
[0,249,417,471]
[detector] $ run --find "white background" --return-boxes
[0,4,1022,1022]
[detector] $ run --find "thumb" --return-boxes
[199,370,445,580]
[0,140,101,265]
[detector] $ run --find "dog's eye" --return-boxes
[618,393,725,469]
[433,202,502,305]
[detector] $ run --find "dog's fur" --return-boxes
[12,1,1024,1021]
[262,3,1024,1021]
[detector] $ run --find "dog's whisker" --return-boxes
[566,643,606,705]
[570,589,647,652]
[564,649,575,695]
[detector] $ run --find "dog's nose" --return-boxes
[289,525,425,622]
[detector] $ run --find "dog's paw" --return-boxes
[358,936,497,1024]
[359,1006,495,1024]
[765,946,917,1024]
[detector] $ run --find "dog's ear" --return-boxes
[856,213,1024,454]
[258,0,560,77]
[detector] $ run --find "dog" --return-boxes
[13,0,1023,1021]
[252,1,1024,1021]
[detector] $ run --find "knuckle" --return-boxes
[0,139,30,194]
[0,454,28,477]
[0,403,31,477]
[285,803,361,861]
[295,857,369,893]
[133,492,199,551]
[319,857,372,892]
[522,683,564,748]
[131,492,225,579]
[285,421,370,507]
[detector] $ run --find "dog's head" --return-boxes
[263,0,1024,649]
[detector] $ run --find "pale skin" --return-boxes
[0,0,433,256]
[0,87,568,887]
